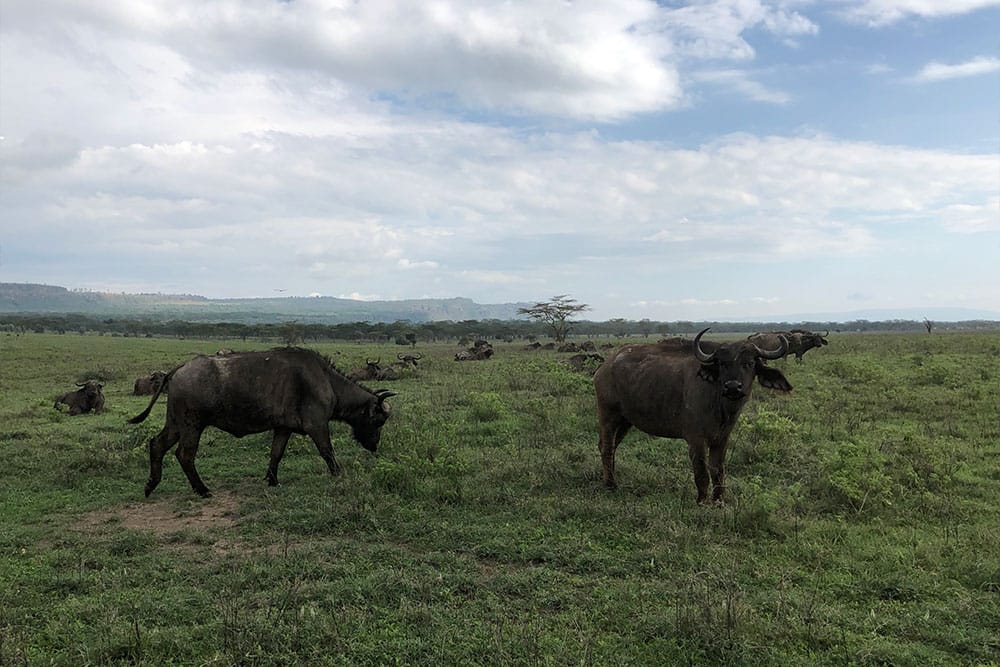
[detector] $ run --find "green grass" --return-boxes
[1,332,998,665]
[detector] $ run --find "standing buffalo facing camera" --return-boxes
[594,329,790,504]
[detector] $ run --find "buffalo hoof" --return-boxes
[196,489,213,498]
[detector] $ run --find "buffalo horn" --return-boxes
[694,327,715,363]
[753,334,788,360]
[374,389,397,400]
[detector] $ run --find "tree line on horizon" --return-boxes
[2,313,997,344]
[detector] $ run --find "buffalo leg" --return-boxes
[708,443,728,503]
[145,426,180,497]
[307,428,341,477]
[175,429,211,497]
[687,439,711,504]
[598,416,630,488]
[265,429,293,486]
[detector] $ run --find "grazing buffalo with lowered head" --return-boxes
[593,329,790,504]
[55,380,106,415]
[748,329,828,362]
[128,347,397,498]
[133,371,168,396]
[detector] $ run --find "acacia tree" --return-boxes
[280,320,303,345]
[518,294,590,342]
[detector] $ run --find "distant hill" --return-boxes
[736,307,1000,323]
[0,283,532,324]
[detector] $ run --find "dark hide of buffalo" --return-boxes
[129,347,396,498]
[748,329,828,362]
[593,329,791,504]
[133,371,168,396]
[54,380,105,415]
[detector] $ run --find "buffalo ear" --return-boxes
[756,365,792,392]
[697,363,718,384]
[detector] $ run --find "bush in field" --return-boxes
[812,439,892,514]
[732,407,798,465]
[76,367,122,383]
[465,391,509,422]
[372,448,467,504]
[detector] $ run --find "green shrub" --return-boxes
[465,391,509,422]
[732,407,798,465]
[812,439,892,514]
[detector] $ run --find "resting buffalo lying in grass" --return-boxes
[54,380,105,415]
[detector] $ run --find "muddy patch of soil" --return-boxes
[78,490,240,537]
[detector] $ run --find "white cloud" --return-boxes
[692,69,792,104]
[681,298,738,306]
[865,63,894,76]
[835,0,1000,26]
[5,126,994,303]
[1,0,687,122]
[398,259,440,270]
[655,0,817,60]
[459,270,539,285]
[939,198,1000,233]
[338,292,382,302]
[1,0,997,317]
[912,56,1000,82]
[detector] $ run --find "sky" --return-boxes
[1,0,998,321]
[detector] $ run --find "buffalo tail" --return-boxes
[127,367,176,424]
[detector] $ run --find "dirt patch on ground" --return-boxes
[77,490,241,537]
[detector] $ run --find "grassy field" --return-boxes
[1,332,998,666]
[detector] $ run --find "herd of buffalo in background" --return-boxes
[52,328,829,504]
